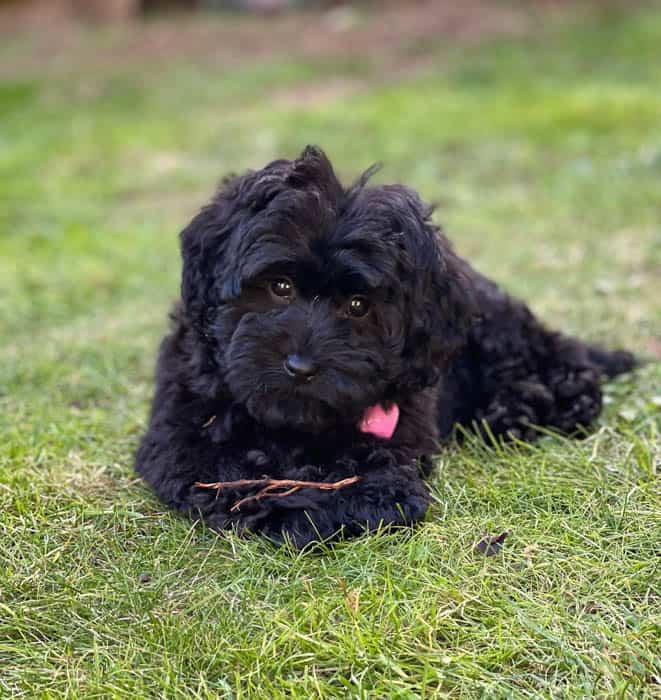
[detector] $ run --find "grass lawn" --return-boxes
[1,3,660,697]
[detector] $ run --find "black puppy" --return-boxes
[136,146,633,546]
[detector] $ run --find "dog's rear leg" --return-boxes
[455,278,630,440]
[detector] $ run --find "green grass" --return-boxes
[1,5,660,698]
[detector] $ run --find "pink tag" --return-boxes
[358,403,400,440]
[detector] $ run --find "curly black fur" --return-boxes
[135,146,634,547]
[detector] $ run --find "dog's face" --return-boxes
[180,146,472,433]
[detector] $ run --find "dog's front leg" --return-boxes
[230,451,431,548]
[138,418,430,547]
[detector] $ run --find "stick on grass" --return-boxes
[195,476,361,511]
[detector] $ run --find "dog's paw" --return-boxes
[548,367,602,433]
[477,379,553,441]
[259,507,339,548]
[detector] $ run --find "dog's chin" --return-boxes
[243,391,350,434]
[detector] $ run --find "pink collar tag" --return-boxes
[358,403,400,440]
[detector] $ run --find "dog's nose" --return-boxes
[283,354,318,381]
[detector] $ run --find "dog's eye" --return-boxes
[347,296,370,318]
[269,278,295,300]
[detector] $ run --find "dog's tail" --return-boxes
[587,345,637,379]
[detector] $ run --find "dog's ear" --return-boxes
[388,186,476,392]
[180,162,293,332]
[179,174,247,334]
[180,149,341,334]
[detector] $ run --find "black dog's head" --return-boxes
[180,146,473,433]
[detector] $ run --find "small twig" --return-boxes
[201,414,217,428]
[195,476,361,512]
[230,485,302,512]
[196,477,360,491]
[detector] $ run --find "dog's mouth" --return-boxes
[241,384,399,439]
